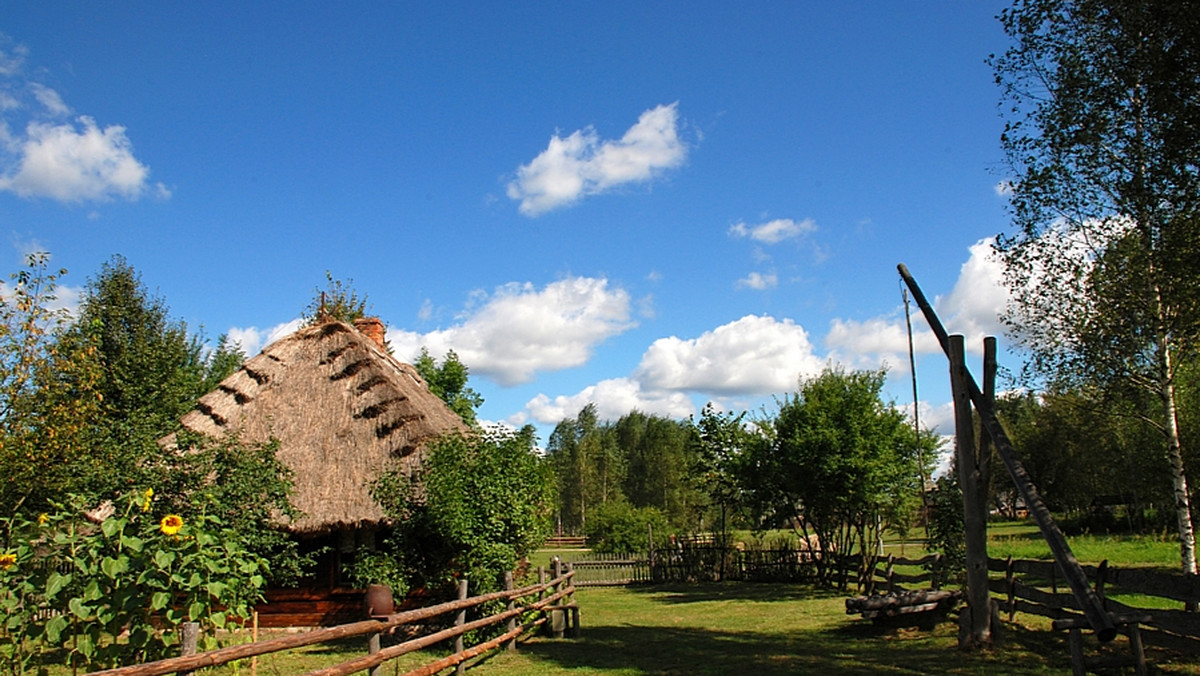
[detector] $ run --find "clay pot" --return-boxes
[364,584,394,617]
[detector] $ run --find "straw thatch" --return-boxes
[175,318,467,535]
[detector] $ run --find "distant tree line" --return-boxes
[547,368,939,585]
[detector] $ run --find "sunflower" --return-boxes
[141,488,154,512]
[160,514,184,536]
[0,553,16,570]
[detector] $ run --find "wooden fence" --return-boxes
[564,546,924,587]
[989,556,1200,654]
[81,567,578,676]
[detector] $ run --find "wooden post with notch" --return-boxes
[950,335,992,648]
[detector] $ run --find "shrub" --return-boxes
[585,502,669,554]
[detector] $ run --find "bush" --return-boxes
[585,501,669,554]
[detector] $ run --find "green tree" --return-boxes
[0,254,103,514]
[413,348,484,426]
[546,404,606,533]
[616,412,702,530]
[692,403,753,538]
[52,256,243,500]
[370,427,554,595]
[584,501,669,554]
[744,367,922,585]
[993,0,1200,573]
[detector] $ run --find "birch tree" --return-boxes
[993,0,1200,573]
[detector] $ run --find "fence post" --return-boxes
[1006,556,1016,621]
[885,554,896,596]
[179,622,199,676]
[551,557,565,638]
[566,562,580,637]
[951,334,992,648]
[455,578,468,676]
[367,631,381,676]
[504,571,516,652]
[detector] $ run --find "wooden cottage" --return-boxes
[174,316,467,626]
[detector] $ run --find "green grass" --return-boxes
[985,520,1183,570]
[464,583,1199,676]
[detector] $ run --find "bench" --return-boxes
[845,589,963,623]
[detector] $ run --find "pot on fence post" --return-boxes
[365,584,394,617]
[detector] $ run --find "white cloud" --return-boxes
[635,314,825,396]
[824,238,1008,365]
[728,217,816,244]
[226,319,303,358]
[30,83,68,117]
[937,238,1007,342]
[736,271,777,290]
[524,377,695,425]
[506,103,687,216]
[389,276,636,386]
[0,38,165,203]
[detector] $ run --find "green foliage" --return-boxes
[996,389,1171,528]
[692,404,754,534]
[584,502,669,554]
[926,473,966,587]
[302,271,370,324]
[993,0,1200,573]
[0,255,300,586]
[0,253,104,516]
[547,407,703,535]
[413,348,484,426]
[43,255,247,507]
[743,367,925,584]
[150,432,308,585]
[0,491,269,673]
[370,428,555,595]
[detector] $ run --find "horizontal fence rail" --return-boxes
[989,556,1200,654]
[83,568,578,676]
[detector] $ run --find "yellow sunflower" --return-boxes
[141,487,154,512]
[0,553,16,570]
[160,514,184,536]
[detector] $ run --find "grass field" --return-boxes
[231,580,1197,676]
[28,526,1200,675]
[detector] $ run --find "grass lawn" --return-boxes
[465,583,1199,676]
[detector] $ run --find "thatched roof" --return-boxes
[176,318,467,535]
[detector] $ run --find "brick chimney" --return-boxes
[353,316,387,350]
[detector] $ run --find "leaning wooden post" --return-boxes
[454,578,468,676]
[504,571,517,652]
[951,334,992,648]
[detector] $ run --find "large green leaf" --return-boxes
[45,571,71,598]
[68,597,91,620]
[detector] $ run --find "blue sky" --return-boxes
[2,2,1017,446]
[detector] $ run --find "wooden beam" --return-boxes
[898,263,1116,642]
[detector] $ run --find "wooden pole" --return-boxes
[951,335,992,648]
[251,611,258,676]
[504,571,516,652]
[454,579,468,676]
[898,263,1116,642]
[179,622,199,676]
